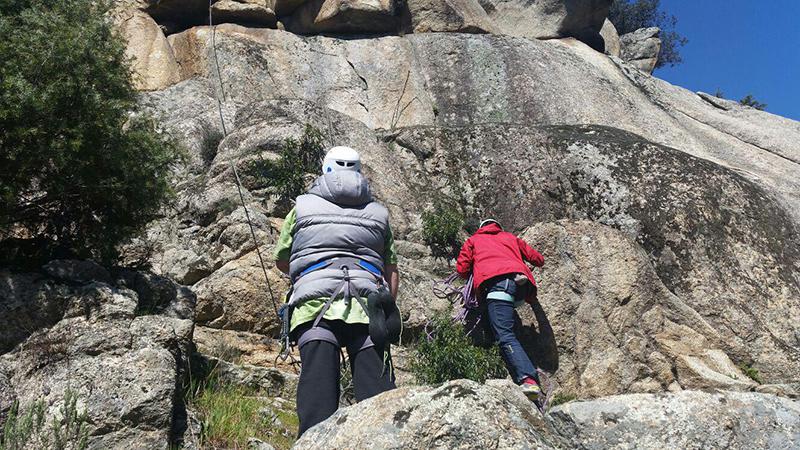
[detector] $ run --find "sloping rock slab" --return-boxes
[294,379,564,449]
[295,379,800,449]
[552,390,800,449]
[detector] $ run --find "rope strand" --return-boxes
[208,1,280,322]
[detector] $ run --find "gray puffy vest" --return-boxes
[288,171,389,306]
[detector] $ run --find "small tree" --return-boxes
[609,0,688,68]
[739,94,767,111]
[421,204,463,257]
[0,0,183,265]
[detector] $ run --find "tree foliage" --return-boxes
[422,204,464,257]
[739,94,767,111]
[609,0,688,68]
[0,0,183,264]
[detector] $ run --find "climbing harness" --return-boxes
[207,2,292,366]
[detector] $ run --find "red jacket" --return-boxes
[456,223,544,301]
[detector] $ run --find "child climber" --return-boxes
[456,218,545,400]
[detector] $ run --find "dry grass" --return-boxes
[187,362,298,449]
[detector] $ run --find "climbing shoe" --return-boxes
[520,377,541,401]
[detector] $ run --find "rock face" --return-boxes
[403,0,497,33]
[0,262,195,448]
[620,26,661,73]
[284,0,400,33]
[295,379,800,449]
[131,26,800,398]
[479,0,611,49]
[114,8,182,91]
[153,26,800,220]
[600,18,619,56]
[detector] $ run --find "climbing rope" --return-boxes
[208,1,280,323]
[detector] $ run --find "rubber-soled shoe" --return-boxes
[520,378,541,401]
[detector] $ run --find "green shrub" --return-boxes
[247,125,325,211]
[739,94,767,111]
[421,204,464,257]
[738,363,763,384]
[410,314,507,384]
[0,0,183,265]
[1,390,88,450]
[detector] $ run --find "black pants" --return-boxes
[295,320,395,436]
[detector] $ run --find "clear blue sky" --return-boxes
[655,0,800,121]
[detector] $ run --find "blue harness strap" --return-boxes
[297,259,333,280]
[295,257,383,282]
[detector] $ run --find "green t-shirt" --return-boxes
[273,207,397,331]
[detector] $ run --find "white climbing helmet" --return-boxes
[322,146,362,174]
[479,218,502,229]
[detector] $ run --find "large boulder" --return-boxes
[211,0,278,27]
[479,0,611,50]
[620,26,661,74]
[113,8,182,91]
[402,0,498,33]
[0,262,195,448]
[284,0,400,34]
[552,390,800,449]
[294,379,563,448]
[599,17,620,56]
[294,379,800,449]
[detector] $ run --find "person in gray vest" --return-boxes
[274,146,399,436]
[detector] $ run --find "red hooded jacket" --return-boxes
[456,223,544,302]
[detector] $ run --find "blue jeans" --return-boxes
[484,275,538,384]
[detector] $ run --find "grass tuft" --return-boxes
[186,360,298,449]
[549,392,578,407]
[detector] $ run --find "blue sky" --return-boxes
[655,0,800,121]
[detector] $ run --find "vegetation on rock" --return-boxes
[0,0,183,265]
[186,359,298,449]
[0,390,88,450]
[421,204,464,257]
[609,0,688,68]
[246,124,326,213]
[739,94,768,111]
[549,392,578,407]
[738,363,763,384]
[411,314,507,384]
